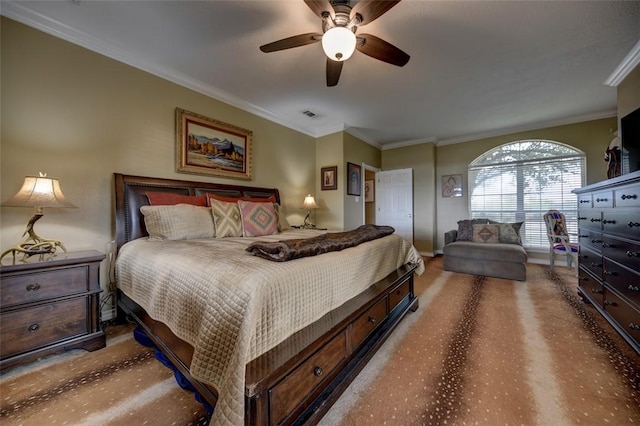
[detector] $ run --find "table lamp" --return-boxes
[302,194,317,229]
[1,173,76,262]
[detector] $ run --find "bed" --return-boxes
[113,173,424,425]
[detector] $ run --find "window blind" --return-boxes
[468,140,585,248]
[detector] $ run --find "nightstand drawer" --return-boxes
[1,266,89,307]
[0,297,88,359]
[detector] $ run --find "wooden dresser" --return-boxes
[0,250,106,370]
[573,171,640,354]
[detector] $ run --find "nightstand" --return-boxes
[0,250,106,370]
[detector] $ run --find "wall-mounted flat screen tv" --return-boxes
[621,106,640,175]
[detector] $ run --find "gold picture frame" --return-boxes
[176,108,252,180]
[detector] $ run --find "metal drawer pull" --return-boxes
[591,288,603,294]
[601,243,615,248]
[629,323,640,331]
[590,262,602,268]
[628,222,640,228]
[396,289,404,296]
[621,194,637,200]
[368,316,377,324]
[580,200,590,203]
[28,324,40,332]
[26,283,40,292]
[578,217,587,220]
[627,285,640,292]
[596,198,608,202]
[602,219,616,224]
[626,251,639,257]
[591,239,602,244]
[313,367,323,377]
[603,300,617,306]
[579,235,589,239]
[603,270,616,276]
[590,218,601,222]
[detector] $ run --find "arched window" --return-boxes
[468,140,585,248]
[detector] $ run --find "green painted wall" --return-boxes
[382,143,436,254]
[315,132,344,230]
[343,132,381,230]
[1,18,316,291]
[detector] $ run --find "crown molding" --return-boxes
[605,38,640,87]
[435,110,617,146]
[381,137,438,150]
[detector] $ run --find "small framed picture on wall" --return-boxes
[347,162,361,196]
[442,174,463,197]
[321,166,338,190]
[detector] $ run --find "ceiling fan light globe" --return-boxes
[322,27,356,62]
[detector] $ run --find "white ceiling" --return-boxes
[3,0,640,148]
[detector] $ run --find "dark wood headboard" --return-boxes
[114,173,281,251]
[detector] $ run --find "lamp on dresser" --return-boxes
[1,172,76,262]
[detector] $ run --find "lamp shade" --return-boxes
[3,174,76,209]
[302,194,317,210]
[322,27,356,61]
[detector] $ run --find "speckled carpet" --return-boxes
[1,257,638,425]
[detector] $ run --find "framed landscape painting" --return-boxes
[176,108,252,180]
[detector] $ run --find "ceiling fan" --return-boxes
[259,0,410,87]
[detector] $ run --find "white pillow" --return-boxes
[140,204,215,240]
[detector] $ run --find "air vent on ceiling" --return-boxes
[302,110,318,118]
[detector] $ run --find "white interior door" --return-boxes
[375,168,413,243]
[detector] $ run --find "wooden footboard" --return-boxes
[118,262,418,425]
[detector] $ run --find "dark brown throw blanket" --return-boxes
[246,224,395,262]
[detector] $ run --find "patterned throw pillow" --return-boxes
[140,204,214,240]
[457,218,489,241]
[210,199,243,238]
[499,222,524,244]
[472,224,500,243]
[238,200,278,237]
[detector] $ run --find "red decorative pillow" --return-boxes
[145,191,207,206]
[205,193,276,206]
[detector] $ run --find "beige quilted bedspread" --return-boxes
[116,229,424,425]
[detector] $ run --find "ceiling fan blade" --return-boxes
[326,59,343,87]
[356,33,410,66]
[259,33,322,53]
[350,0,401,25]
[304,0,334,19]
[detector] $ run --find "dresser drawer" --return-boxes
[352,298,387,349]
[601,210,640,240]
[579,246,602,280]
[0,297,88,359]
[603,289,640,345]
[578,268,604,306]
[269,330,347,425]
[614,183,640,207]
[593,190,614,208]
[578,228,603,253]
[1,266,89,307]
[603,259,640,307]
[602,236,640,272]
[389,280,411,312]
[577,194,592,208]
[577,211,602,232]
